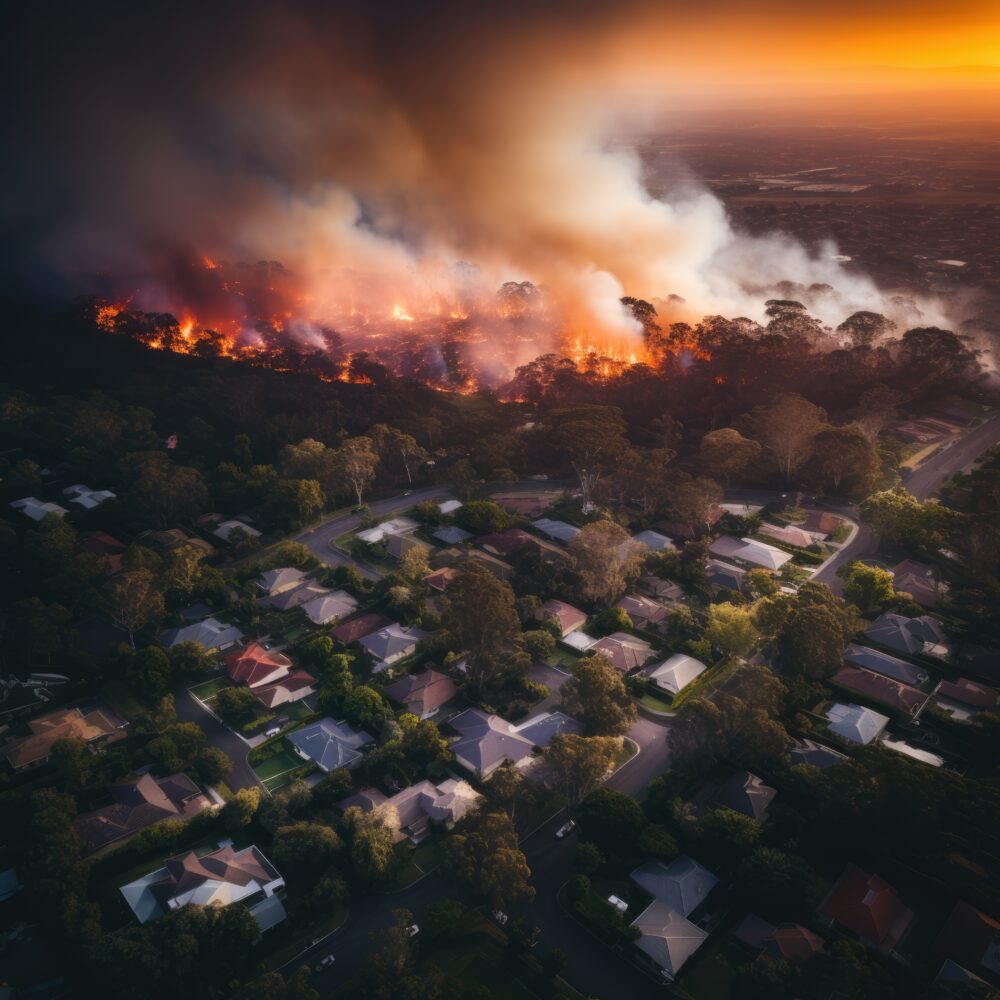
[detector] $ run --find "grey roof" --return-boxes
[515,711,582,748]
[359,623,430,661]
[265,581,330,612]
[788,738,846,770]
[864,613,948,657]
[825,702,889,744]
[646,654,707,695]
[287,718,373,771]
[449,709,534,772]
[712,771,776,822]
[258,567,308,595]
[843,643,930,687]
[631,856,719,917]
[706,560,745,590]
[160,617,244,649]
[631,901,708,979]
[433,525,473,545]
[632,530,675,552]
[532,518,581,543]
[301,590,358,625]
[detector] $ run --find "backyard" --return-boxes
[253,746,311,794]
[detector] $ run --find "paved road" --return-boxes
[296,710,673,999]
[173,680,261,790]
[903,412,1000,501]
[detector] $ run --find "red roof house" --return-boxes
[226,642,292,689]
[331,613,392,645]
[762,923,823,963]
[253,669,317,709]
[933,901,1000,975]
[383,669,459,719]
[819,866,914,951]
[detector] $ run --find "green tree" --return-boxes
[569,520,646,605]
[522,628,556,661]
[737,394,826,482]
[455,500,509,534]
[126,646,173,703]
[860,489,955,550]
[424,899,470,944]
[544,734,618,812]
[576,788,645,855]
[548,405,629,511]
[343,805,399,885]
[273,822,343,875]
[104,569,165,648]
[334,437,379,507]
[215,686,259,726]
[239,966,319,1000]
[698,428,762,485]
[444,811,534,911]
[704,602,760,658]
[343,685,390,730]
[560,654,637,737]
[221,787,261,832]
[839,560,895,613]
[364,908,418,1000]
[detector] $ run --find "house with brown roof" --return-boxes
[933,902,1000,980]
[734,915,823,964]
[3,706,127,771]
[253,669,317,709]
[226,642,292,689]
[331,613,392,645]
[537,599,587,638]
[934,678,1000,722]
[383,669,459,719]
[590,632,654,673]
[890,559,947,608]
[615,594,670,630]
[832,665,930,718]
[818,865,914,952]
[121,844,286,930]
[80,532,126,575]
[424,567,459,593]
[338,778,481,844]
[75,773,211,850]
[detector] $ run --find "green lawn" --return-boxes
[189,675,234,701]
[101,680,145,720]
[253,748,306,792]
[668,658,741,709]
[638,691,672,713]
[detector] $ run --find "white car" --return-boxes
[314,954,335,974]
[493,910,509,926]
[607,895,628,913]
[555,820,576,839]
[407,924,420,938]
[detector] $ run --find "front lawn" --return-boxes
[638,691,672,713]
[189,675,234,701]
[253,748,309,793]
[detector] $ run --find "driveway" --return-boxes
[173,681,261,790]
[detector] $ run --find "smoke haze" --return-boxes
[1,1,965,356]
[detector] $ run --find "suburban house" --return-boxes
[138,527,213,556]
[121,844,286,930]
[63,484,116,508]
[226,642,293,688]
[257,567,308,596]
[355,516,418,545]
[802,510,842,538]
[710,771,776,822]
[638,576,683,602]
[825,702,890,745]
[615,594,670,630]
[645,654,707,696]
[80,532,127,574]
[933,902,1000,981]
[438,499,462,515]
[4,705,128,771]
[890,559,947,608]
[842,643,931,687]
[631,530,675,552]
[338,778,481,844]
[758,522,814,548]
[734,916,823,964]
[160,617,245,651]
[74,773,211,850]
[864,612,949,659]
[787,738,846,770]
[708,536,792,571]
[446,709,579,778]
[466,550,515,581]
[301,590,358,625]
[253,670,317,709]
[433,525,473,545]
[832,665,929,718]
[383,669,459,719]
[706,560,746,593]
[934,678,1000,722]
[263,581,331,612]
[478,529,536,557]
[818,865,914,953]
[331,613,392,645]
[424,567,458,593]
[631,902,708,981]
[387,533,431,561]
[628,856,719,981]
[358,622,430,671]
[213,519,262,543]
[590,632,654,673]
[537,599,588,638]
[632,856,719,917]
[531,518,581,543]
[287,718,374,771]
[562,630,597,653]
[10,497,69,521]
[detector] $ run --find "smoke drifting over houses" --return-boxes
[1,1,955,369]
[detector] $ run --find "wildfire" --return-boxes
[391,303,415,322]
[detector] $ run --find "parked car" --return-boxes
[407,924,420,938]
[493,910,509,926]
[607,895,628,913]
[314,954,335,974]
[555,820,576,839]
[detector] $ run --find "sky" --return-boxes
[1,0,996,346]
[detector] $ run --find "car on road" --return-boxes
[555,820,576,838]
[314,954,335,974]
[407,924,420,938]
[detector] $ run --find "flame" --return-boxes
[391,303,415,322]
[202,256,219,270]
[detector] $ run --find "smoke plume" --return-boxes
[1,1,950,363]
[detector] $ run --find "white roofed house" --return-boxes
[438,499,462,515]
[632,530,675,552]
[301,589,358,625]
[10,497,69,521]
[120,844,286,930]
[709,536,792,571]
[160,617,244,651]
[356,516,420,546]
[645,654,707,696]
[63,484,117,509]
[825,702,889,745]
